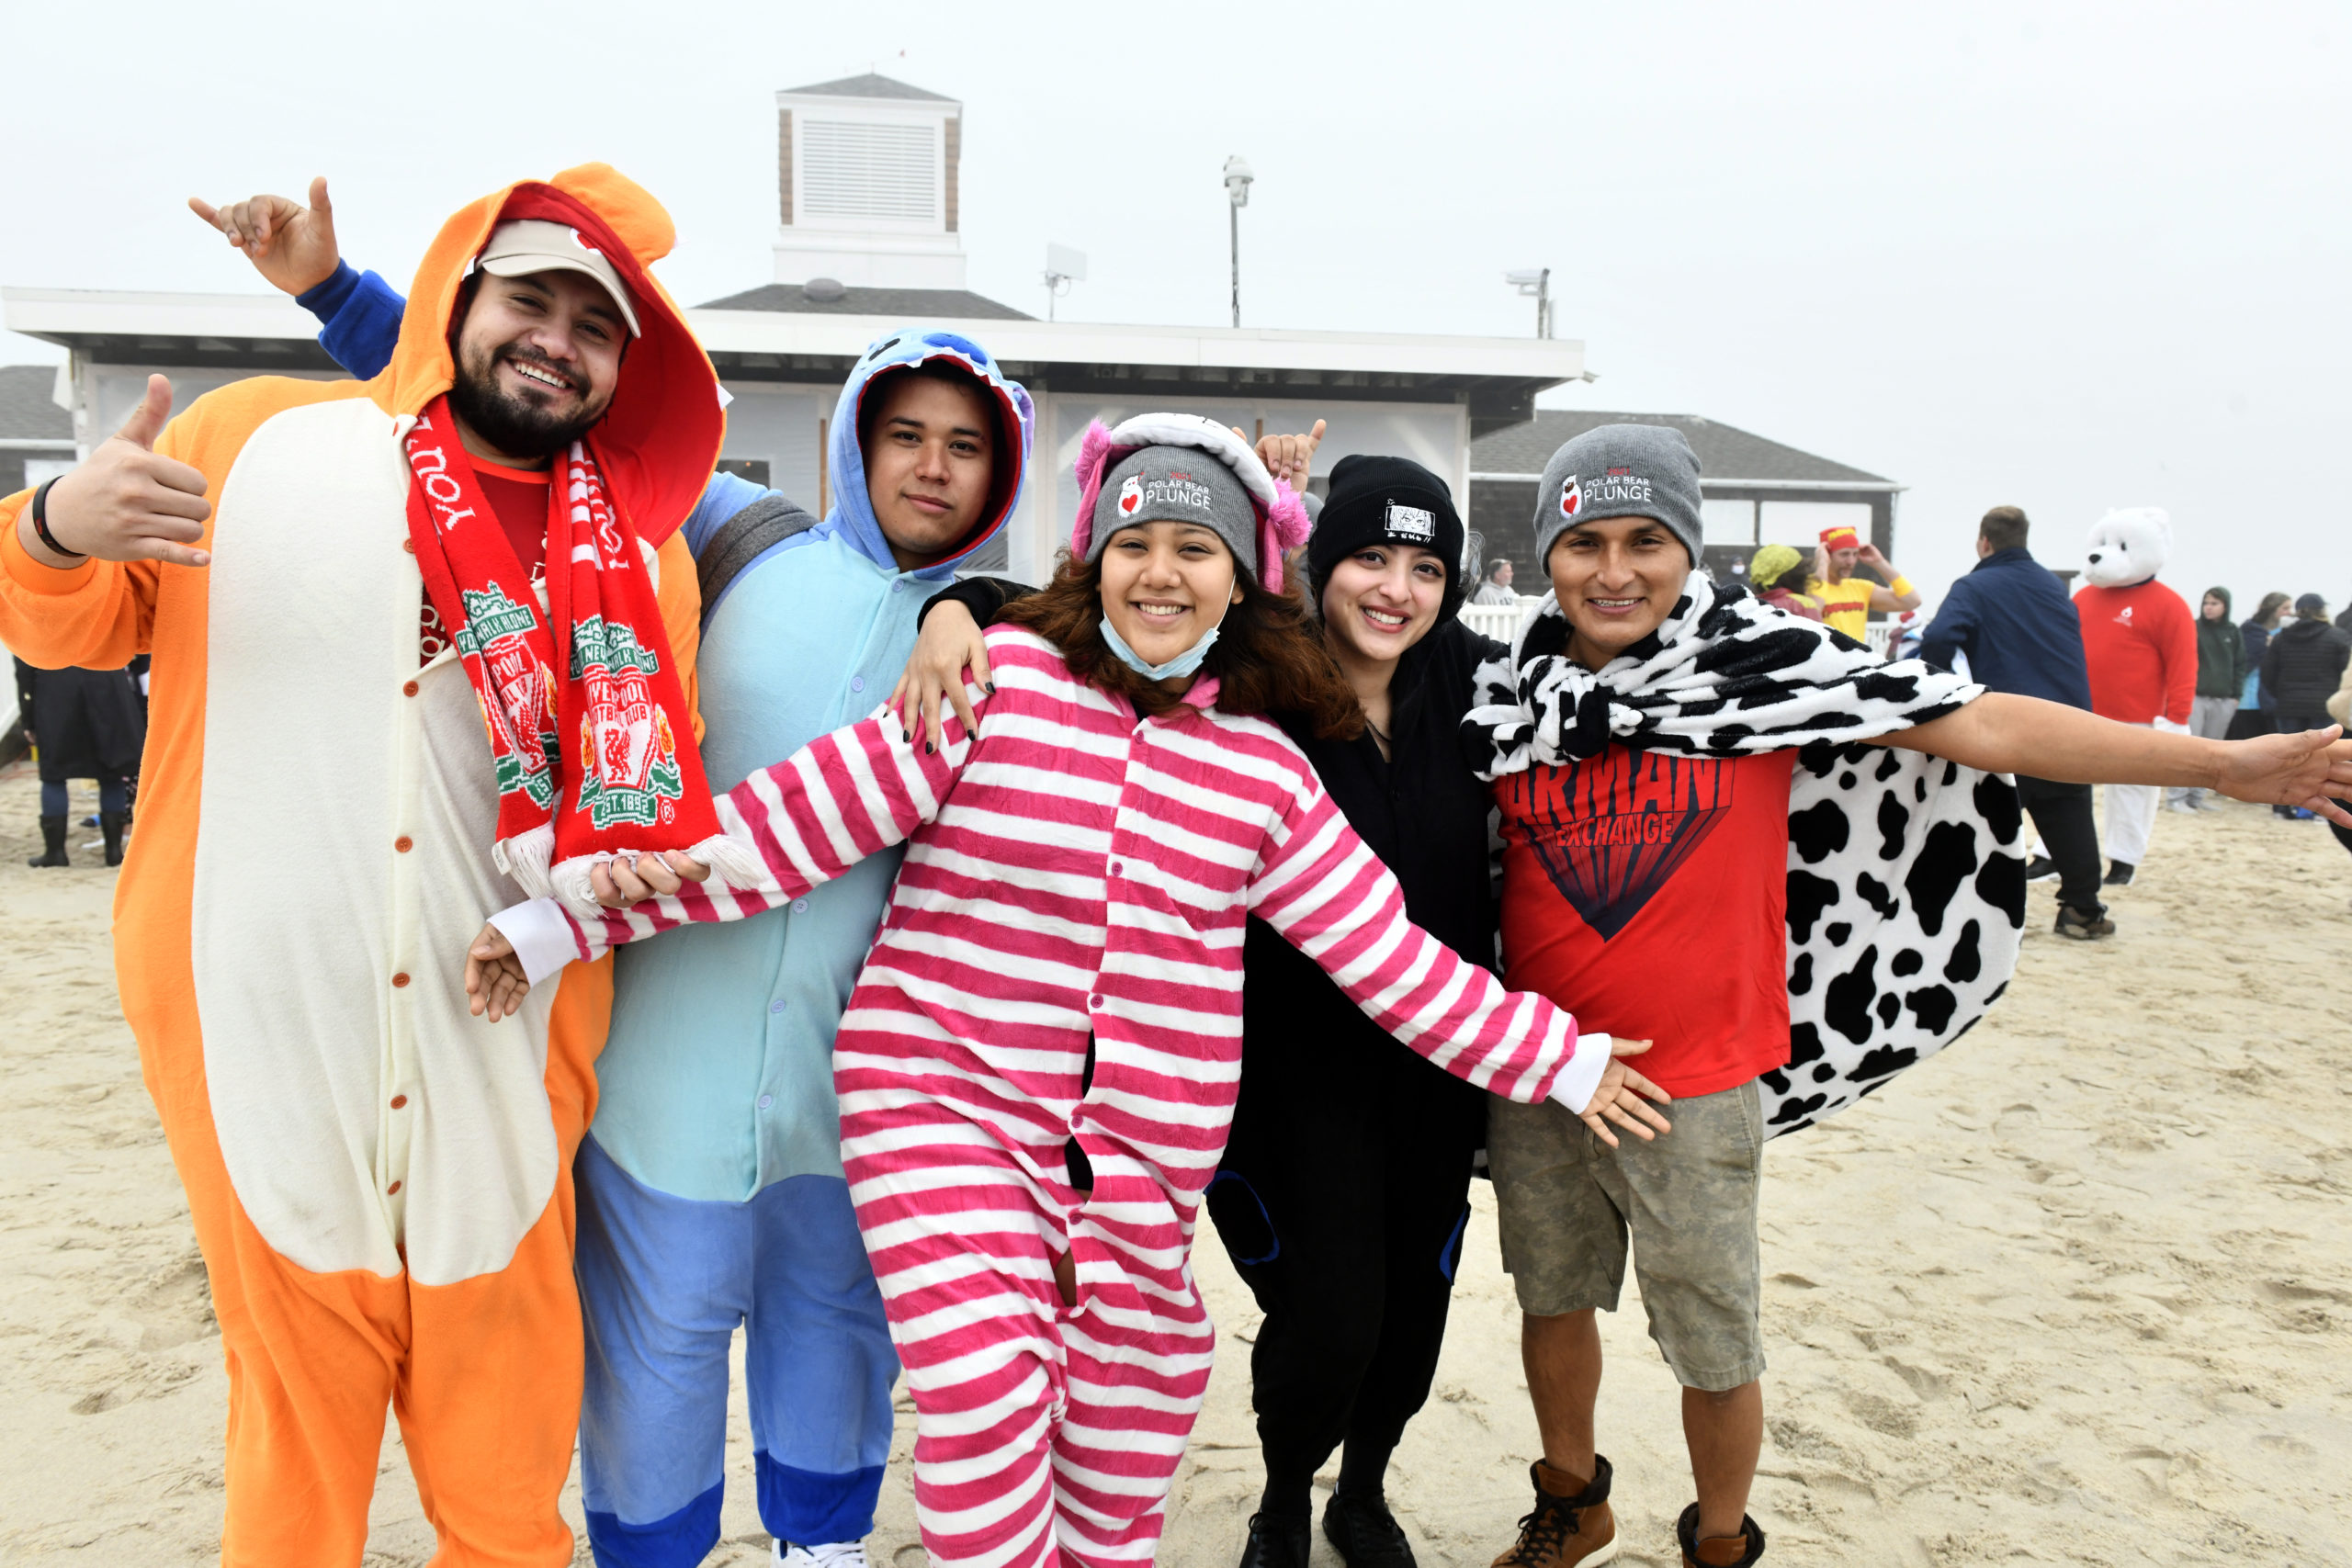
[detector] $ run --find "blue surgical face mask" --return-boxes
[1098,595,1235,682]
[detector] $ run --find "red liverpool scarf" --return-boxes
[402,396,742,911]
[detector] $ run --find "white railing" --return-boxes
[1457,596,1542,644]
[1457,597,1903,660]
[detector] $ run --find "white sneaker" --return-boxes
[775,1541,869,1568]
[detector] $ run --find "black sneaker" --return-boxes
[2023,855,2058,883]
[1240,1512,1312,1568]
[1325,1491,1417,1568]
[1676,1504,1765,1566]
[2054,904,2115,940]
[2102,860,2135,887]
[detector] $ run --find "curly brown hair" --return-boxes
[999,548,1365,741]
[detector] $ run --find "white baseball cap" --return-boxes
[475,219,641,337]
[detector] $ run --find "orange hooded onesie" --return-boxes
[0,166,722,1566]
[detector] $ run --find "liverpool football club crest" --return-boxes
[569,615,684,829]
[454,584,560,809]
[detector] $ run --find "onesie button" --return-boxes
[390,1095,408,1110]
[851,676,865,693]
[758,1095,775,1110]
[791,898,809,913]
[1109,861,1124,877]
[391,972,411,988]
[401,538,415,554]
[769,999,786,1014]
[394,836,413,853]
[386,1180,402,1195]
[891,579,905,592]
[402,680,420,698]
[1088,993,1104,1010]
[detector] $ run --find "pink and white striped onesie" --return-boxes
[508,626,1607,1568]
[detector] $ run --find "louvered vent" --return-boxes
[800,121,937,221]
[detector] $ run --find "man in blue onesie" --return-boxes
[194,182,1034,1568]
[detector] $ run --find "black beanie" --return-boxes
[1306,455,1469,621]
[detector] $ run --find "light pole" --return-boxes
[1223,155,1254,329]
[1505,267,1552,339]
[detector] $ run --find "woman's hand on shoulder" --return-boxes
[890,600,992,755]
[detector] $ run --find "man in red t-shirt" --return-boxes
[1479,429,2352,1568]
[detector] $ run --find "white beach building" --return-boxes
[2,73,1588,589]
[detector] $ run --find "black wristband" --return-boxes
[29,477,85,560]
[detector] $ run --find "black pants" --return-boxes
[2015,773,2104,914]
[1207,1036,1484,1502]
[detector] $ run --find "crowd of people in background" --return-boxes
[1719,513,2352,923]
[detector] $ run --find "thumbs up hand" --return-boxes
[188,176,341,297]
[21,375,214,570]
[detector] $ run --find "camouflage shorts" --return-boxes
[1487,1077,1765,1392]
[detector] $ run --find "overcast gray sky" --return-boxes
[7,0,2347,609]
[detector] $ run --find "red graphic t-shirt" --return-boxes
[1496,746,1797,1098]
[419,459,552,664]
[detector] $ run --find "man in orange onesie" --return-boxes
[0,165,723,1566]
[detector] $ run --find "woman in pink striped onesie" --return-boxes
[471,414,1668,1568]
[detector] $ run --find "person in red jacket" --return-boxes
[2074,508,2196,885]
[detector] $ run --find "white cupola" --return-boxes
[773,73,967,290]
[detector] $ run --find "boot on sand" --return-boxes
[28,813,69,868]
[1676,1504,1764,1567]
[1491,1457,1616,1568]
[1325,1489,1418,1568]
[1239,1512,1311,1568]
[100,811,127,867]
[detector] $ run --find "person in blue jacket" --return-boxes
[196,181,1034,1568]
[1917,503,2112,939]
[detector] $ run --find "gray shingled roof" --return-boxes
[700,283,1033,321]
[782,73,955,103]
[0,365,74,443]
[1471,410,1892,487]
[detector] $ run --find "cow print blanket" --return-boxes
[1465,574,2029,1135]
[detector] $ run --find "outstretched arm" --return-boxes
[1249,767,1670,1145]
[467,688,989,1013]
[1878,692,2352,823]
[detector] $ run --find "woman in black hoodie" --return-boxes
[903,454,1659,1568]
[2262,595,2352,818]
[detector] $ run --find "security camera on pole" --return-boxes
[1223,155,1253,329]
[1044,243,1087,322]
[1506,268,1553,338]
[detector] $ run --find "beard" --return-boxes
[448,340,608,459]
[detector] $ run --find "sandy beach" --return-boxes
[2,760,2347,1567]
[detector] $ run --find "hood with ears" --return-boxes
[377,163,724,547]
[2082,506,2172,589]
[1069,412,1312,592]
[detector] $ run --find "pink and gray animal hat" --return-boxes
[1070,412,1313,591]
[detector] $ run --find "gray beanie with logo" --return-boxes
[1531,423,1705,568]
[1088,443,1263,579]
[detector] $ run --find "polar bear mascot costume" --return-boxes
[2073,507,2196,882]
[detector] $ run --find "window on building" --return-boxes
[1759,500,1871,549]
[1701,498,1757,546]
